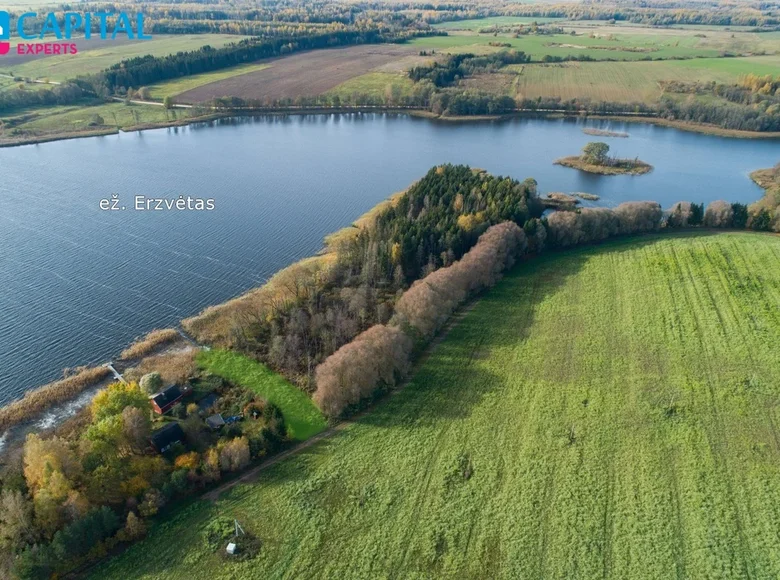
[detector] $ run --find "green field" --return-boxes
[1,35,247,81]
[506,56,780,103]
[197,350,326,441]
[412,25,780,62]
[4,101,195,132]
[325,71,416,102]
[94,231,780,579]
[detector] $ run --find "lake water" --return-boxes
[0,113,776,404]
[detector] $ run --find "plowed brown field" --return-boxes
[175,44,416,103]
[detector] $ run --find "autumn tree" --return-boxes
[0,490,37,552]
[219,437,250,472]
[704,200,734,228]
[314,325,412,417]
[91,382,149,422]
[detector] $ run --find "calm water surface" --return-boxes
[0,114,776,404]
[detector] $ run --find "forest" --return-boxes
[224,166,543,389]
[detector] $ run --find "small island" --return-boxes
[583,128,629,138]
[555,142,653,176]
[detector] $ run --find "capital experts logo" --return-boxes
[0,11,151,57]
[0,12,10,55]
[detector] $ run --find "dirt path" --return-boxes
[203,301,480,502]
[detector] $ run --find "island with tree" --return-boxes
[555,142,653,176]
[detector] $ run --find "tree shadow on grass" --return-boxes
[353,230,728,430]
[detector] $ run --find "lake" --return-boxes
[0,113,776,404]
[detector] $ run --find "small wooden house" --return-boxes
[205,414,225,430]
[150,423,185,453]
[151,385,184,415]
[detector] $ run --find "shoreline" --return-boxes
[1,106,779,149]
[0,137,774,445]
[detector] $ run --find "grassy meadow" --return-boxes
[2,101,197,134]
[197,350,327,441]
[325,71,416,102]
[507,56,780,103]
[93,231,780,579]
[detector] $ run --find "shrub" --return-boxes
[139,372,163,395]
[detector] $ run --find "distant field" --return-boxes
[2,35,247,81]
[93,231,780,579]
[147,64,271,100]
[434,16,565,30]
[410,32,725,60]
[175,44,417,103]
[325,71,416,101]
[411,24,780,61]
[197,350,326,441]
[505,56,780,103]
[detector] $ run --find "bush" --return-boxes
[139,372,163,395]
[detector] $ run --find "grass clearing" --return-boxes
[93,231,780,579]
[325,71,416,101]
[197,349,326,441]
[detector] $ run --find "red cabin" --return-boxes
[151,385,183,415]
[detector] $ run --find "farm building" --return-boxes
[151,385,184,415]
[150,423,185,453]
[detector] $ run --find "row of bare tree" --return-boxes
[546,201,663,247]
[313,222,528,417]
[313,194,779,418]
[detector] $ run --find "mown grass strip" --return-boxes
[197,349,326,440]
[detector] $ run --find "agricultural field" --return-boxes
[93,231,780,579]
[174,44,418,104]
[324,71,416,103]
[500,56,780,103]
[197,350,326,441]
[414,24,780,61]
[1,35,248,81]
[147,64,271,100]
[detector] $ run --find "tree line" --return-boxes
[311,184,780,419]
[409,50,530,87]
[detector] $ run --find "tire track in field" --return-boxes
[671,244,756,578]
[638,244,688,579]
